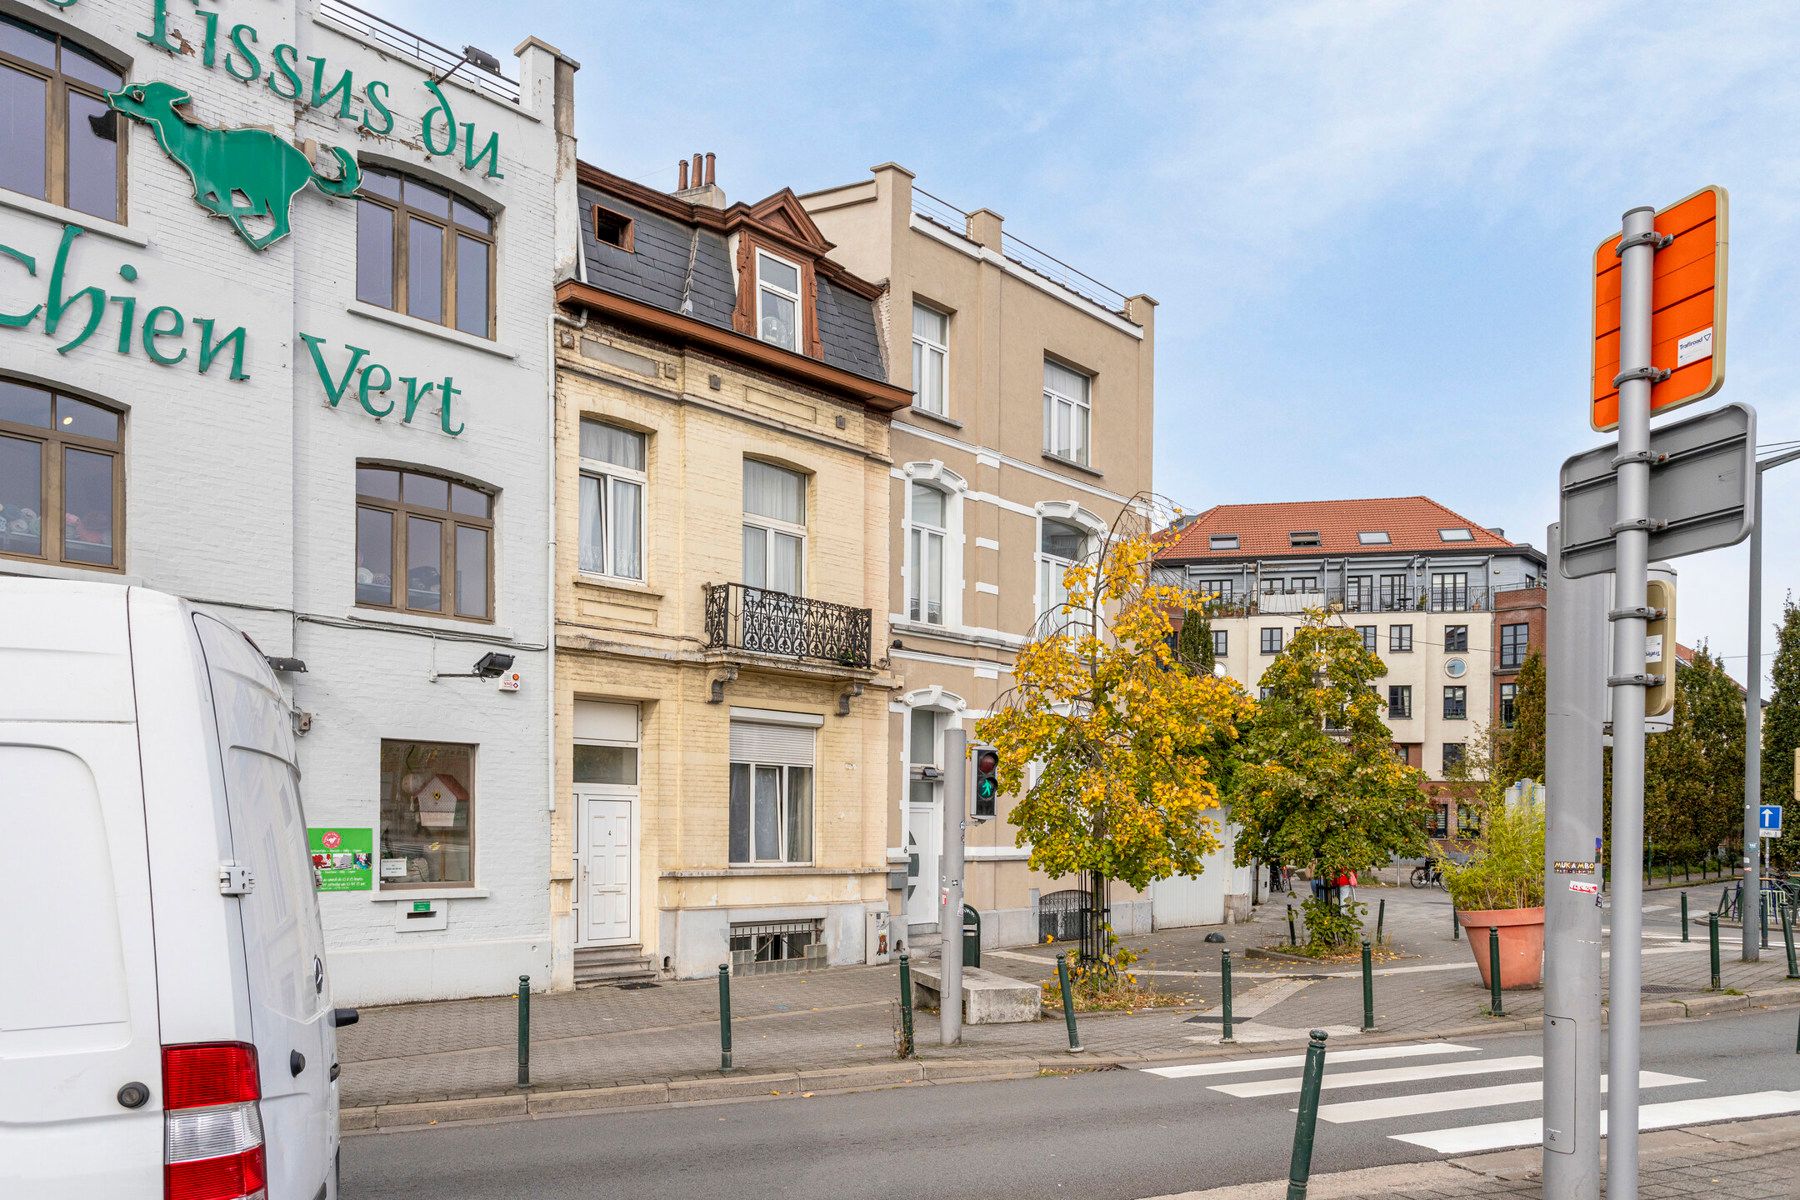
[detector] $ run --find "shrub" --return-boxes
[1441,795,1546,911]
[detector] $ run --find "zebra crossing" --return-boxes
[1144,1040,1800,1155]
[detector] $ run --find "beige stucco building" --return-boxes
[800,165,1162,948]
[548,160,911,985]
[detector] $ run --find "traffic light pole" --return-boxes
[1605,203,1661,1200]
[939,727,967,1047]
[1542,522,1609,1200]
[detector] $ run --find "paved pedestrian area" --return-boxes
[335,882,1800,1112]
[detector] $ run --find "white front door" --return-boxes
[906,802,940,928]
[580,793,634,945]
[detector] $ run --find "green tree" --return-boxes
[1495,650,1546,785]
[1175,607,1216,676]
[1763,599,1800,871]
[1231,612,1430,949]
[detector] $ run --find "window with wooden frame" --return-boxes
[0,15,126,221]
[356,166,495,339]
[754,248,803,351]
[0,377,123,571]
[355,464,494,621]
[593,204,634,251]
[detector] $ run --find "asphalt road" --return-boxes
[344,1007,1800,1200]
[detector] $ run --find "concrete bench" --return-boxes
[911,965,1042,1024]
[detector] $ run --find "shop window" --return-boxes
[578,420,646,581]
[0,377,122,570]
[728,717,815,865]
[379,740,474,887]
[0,15,125,221]
[355,464,494,620]
[357,166,495,338]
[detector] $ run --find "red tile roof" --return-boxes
[1159,496,1517,562]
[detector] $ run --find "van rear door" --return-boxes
[0,583,163,1199]
[191,613,337,1200]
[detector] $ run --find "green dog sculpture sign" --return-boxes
[107,81,362,250]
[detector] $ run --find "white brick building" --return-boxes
[0,0,577,1003]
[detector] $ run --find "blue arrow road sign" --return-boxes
[1759,805,1783,837]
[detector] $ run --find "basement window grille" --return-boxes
[729,918,825,976]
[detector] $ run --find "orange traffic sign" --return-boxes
[1591,185,1728,432]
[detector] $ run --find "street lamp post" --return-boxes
[1743,446,1800,962]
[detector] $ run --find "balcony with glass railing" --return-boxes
[1186,584,1496,617]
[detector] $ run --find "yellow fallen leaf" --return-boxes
[801,1091,814,1098]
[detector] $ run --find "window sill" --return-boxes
[372,887,490,901]
[664,866,888,878]
[907,406,962,430]
[572,573,662,601]
[347,301,519,360]
[0,558,140,585]
[0,190,147,247]
[1041,452,1103,479]
[347,607,516,640]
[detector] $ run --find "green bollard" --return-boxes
[1220,949,1235,1044]
[1360,939,1374,1032]
[1376,897,1386,946]
[1762,891,1771,951]
[1452,905,1460,940]
[898,952,916,1057]
[1709,913,1721,991]
[1487,927,1503,1017]
[516,975,531,1088]
[1285,1030,1330,1200]
[1056,952,1084,1053]
[1783,902,1799,981]
[1288,905,1298,948]
[1680,891,1689,942]
[718,963,734,1072]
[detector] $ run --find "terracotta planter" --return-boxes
[1456,907,1545,990]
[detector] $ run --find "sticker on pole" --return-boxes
[1569,880,1600,895]
[1590,185,1728,432]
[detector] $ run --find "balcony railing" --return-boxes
[910,186,1133,318]
[318,0,521,104]
[704,583,872,670]
[1187,585,1495,617]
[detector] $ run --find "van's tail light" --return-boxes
[162,1042,267,1200]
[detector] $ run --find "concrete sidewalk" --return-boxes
[1143,1114,1800,1198]
[336,885,1800,1129]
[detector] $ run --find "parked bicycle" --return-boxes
[1410,861,1445,890]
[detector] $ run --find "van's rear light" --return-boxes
[163,1042,267,1200]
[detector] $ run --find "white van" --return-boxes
[0,579,353,1200]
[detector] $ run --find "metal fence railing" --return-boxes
[318,0,520,105]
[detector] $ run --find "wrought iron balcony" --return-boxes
[704,583,872,670]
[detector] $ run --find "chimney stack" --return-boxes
[674,149,726,209]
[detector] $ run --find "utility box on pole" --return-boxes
[1643,577,1676,719]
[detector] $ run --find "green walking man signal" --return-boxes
[973,747,1000,821]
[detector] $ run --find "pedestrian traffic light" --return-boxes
[972,747,1000,821]
[1644,575,1676,718]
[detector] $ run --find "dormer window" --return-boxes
[594,205,633,250]
[1357,531,1390,545]
[755,250,802,351]
[1209,534,1239,551]
[1289,530,1320,548]
[1439,527,1474,542]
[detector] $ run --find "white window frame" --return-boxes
[755,248,802,352]
[1035,519,1088,630]
[728,711,818,867]
[578,419,646,582]
[742,460,807,596]
[1042,358,1092,467]
[911,302,950,416]
[907,481,951,626]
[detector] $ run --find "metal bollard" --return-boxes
[1360,939,1374,1032]
[1056,952,1084,1053]
[1287,905,1298,948]
[1709,913,1721,991]
[718,963,734,1072]
[1220,949,1235,1044]
[1452,905,1460,940]
[1376,897,1386,945]
[516,975,531,1088]
[1784,901,1799,981]
[1762,891,1771,951]
[898,952,916,1057]
[1285,1030,1330,1200]
[1487,927,1503,1017]
[1680,891,1689,942]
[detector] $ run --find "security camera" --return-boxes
[473,652,515,678]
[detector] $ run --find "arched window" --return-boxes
[355,464,495,620]
[356,166,495,338]
[0,15,126,221]
[0,377,123,570]
[1036,516,1089,622]
[907,482,949,625]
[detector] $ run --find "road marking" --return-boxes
[1310,1071,1698,1124]
[1213,1055,1542,1098]
[1143,1042,1478,1080]
[1393,1090,1800,1154]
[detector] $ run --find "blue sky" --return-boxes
[409,0,1800,685]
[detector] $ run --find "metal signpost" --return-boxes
[1743,447,1800,961]
[1549,187,1732,1200]
[939,727,968,1046]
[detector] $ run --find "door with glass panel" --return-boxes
[574,701,639,946]
[905,708,945,928]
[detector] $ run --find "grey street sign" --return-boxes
[1559,401,1756,579]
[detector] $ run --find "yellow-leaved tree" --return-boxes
[975,502,1252,965]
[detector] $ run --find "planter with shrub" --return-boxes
[1441,793,1546,990]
